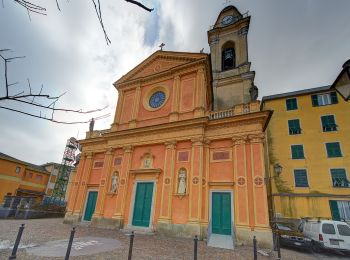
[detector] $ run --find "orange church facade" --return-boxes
[65,6,273,246]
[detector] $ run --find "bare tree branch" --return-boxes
[92,0,111,45]
[125,0,153,12]
[0,49,110,124]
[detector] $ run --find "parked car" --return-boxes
[301,220,350,253]
[274,223,312,251]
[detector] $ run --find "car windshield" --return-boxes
[277,224,292,231]
[322,223,336,234]
[337,224,350,236]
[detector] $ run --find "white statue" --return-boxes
[111,173,119,193]
[178,169,186,194]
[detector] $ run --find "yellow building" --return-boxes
[0,152,52,201]
[262,86,350,222]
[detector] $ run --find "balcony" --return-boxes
[208,101,260,120]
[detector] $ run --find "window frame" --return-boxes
[330,168,349,188]
[293,169,309,188]
[285,98,298,111]
[321,114,338,132]
[15,166,21,173]
[288,119,301,135]
[311,91,338,107]
[291,144,305,159]
[325,142,343,158]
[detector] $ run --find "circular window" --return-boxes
[149,91,166,109]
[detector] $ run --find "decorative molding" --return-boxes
[208,181,235,186]
[165,141,176,150]
[248,133,265,143]
[123,145,133,153]
[232,135,248,145]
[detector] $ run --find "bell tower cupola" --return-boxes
[208,5,257,110]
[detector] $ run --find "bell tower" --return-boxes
[208,5,257,110]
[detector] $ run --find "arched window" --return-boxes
[222,42,235,71]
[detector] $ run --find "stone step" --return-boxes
[207,234,234,250]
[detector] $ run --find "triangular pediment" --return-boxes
[115,51,207,86]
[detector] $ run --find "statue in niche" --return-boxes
[249,84,258,101]
[111,172,119,193]
[177,169,187,194]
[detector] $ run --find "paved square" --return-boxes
[0,218,347,259]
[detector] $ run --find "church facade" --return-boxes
[65,6,273,246]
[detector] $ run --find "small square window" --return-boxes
[288,119,301,135]
[294,169,309,187]
[326,142,342,158]
[15,166,21,173]
[321,115,337,132]
[291,145,305,159]
[331,169,349,188]
[286,98,298,111]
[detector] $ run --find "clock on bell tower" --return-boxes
[208,5,258,110]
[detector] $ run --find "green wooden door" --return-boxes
[132,183,154,227]
[212,192,232,235]
[83,191,98,221]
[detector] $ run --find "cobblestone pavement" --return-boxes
[0,218,348,259]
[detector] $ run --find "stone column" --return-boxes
[159,141,176,223]
[112,145,133,228]
[73,152,93,217]
[169,75,180,122]
[129,85,141,128]
[200,139,210,236]
[93,147,114,218]
[111,90,124,130]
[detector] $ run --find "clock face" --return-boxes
[222,15,233,25]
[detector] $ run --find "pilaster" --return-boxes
[194,68,205,117]
[93,147,114,217]
[188,138,204,223]
[159,141,176,222]
[129,85,141,128]
[73,152,93,215]
[169,75,180,122]
[111,90,124,130]
[113,145,133,221]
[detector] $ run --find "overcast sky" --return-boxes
[0,0,349,165]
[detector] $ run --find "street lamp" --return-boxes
[331,59,350,101]
[274,163,283,176]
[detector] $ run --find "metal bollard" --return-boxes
[65,227,76,260]
[128,231,134,260]
[276,234,281,260]
[9,223,25,260]
[193,235,198,260]
[253,236,257,260]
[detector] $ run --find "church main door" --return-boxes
[132,182,154,227]
[212,192,232,235]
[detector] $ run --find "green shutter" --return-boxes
[330,92,338,104]
[329,200,341,221]
[294,170,308,187]
[292,145,304,159]
[311,95,319,106]
[288,119,301,134]
[286,98,297,110]
[321,115,336,131]
[326,142,342,157]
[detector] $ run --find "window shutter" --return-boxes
[330,92,338,104]
[311,95,319,106]
[329,200,341,221]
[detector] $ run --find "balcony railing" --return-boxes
[209,101,260,120]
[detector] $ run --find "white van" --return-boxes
[301,220,350,253]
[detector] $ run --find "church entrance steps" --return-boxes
[207,234,234,250]
[121,226,155,235]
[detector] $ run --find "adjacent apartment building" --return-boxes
[0,152,59,201]
[262,86,350,222]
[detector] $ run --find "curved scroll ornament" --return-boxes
[177,168,187,194]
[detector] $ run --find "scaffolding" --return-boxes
[50,137,80,204]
